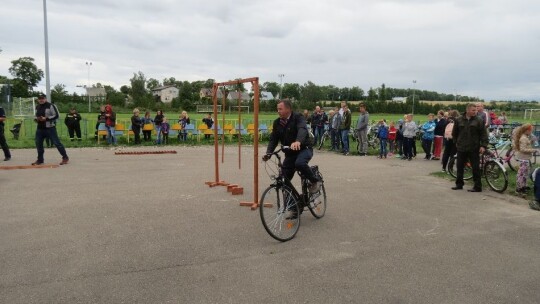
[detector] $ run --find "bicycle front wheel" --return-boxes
[447,155,473,180]
[308,183,327,218]
[318,133,327,150]
[484,160,508,193]
[259,185,301,242]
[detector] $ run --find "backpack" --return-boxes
[444,121,454,139]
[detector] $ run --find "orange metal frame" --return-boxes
[205,77,260,210]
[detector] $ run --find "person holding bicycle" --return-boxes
[451,103,489,192]
[263,99,322,194]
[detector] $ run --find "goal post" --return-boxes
[524,109,540,120]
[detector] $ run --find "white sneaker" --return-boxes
[309,181,322,194]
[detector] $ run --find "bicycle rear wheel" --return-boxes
[484,160,508,193]
[308,184,327,218]
[318,132,328,150]
[259,185,301,242]
[447,155,473,180]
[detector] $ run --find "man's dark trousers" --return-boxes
[0,125,11,158]
[282,148,317,183]
[456,150,482,190]
[36,127,68,162]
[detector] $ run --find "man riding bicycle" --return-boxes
[263,99,322,194]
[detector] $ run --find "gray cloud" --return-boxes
[0,0,539,100]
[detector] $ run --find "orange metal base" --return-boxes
[0,164,60,170]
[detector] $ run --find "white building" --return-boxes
[152,85,179,103]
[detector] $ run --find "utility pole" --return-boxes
[86,61,92,112]
[42,0,51,101]
[411,80,417,115]
[278,74,285,99]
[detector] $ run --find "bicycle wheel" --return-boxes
[484,160,508,193]
[447,155,473,180]
[506,148,519,172]
[259,185,301,242]
[308,183,327,218]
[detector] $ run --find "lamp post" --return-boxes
[411,80,417,115]
[42,0,51,101]
[278,74,285,99]
[86,61,92,112]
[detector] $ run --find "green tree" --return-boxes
[366,87,377,102]
[147,78,161,90]
[8,57,44,96]
[378,83,387,102]
[130,71,152,108]
[282,83,301,100]
[301,81,323,102]
[263,81,280,99]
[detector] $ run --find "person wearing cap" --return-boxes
[0,105,12,161]
[32,94,69,165]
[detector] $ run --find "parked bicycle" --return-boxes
[447,150,508,193]
[260,146,327,242]
[317,124,331,150]
[352,124,380,154]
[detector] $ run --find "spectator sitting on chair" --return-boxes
[0,105,12,161]
[161,117,170,145]
[202,113,214,139]
[64,107,82,141]
[179,111,190,141]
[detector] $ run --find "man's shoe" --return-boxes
[285,212,299,220]
[344,152,349,156]
[4,157,10,161]
[467,188,482,193]
[451,186,463,190]
[309,181,322,194]
[31,161,44,166]
[529,200,540,211]
[59,158,69,165]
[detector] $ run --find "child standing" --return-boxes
[161,117,170,145]
[387,121,397,156]
[514,124,537,195]
[421,113,436,160]
[131,108,143,144]
[179,111,190,141]
[377,120,388,158]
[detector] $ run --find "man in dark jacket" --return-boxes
[0,106,12,161]
[64,107,82,141]
[451,103,488,192]
[33,94,69,165]
[264,99,321,194]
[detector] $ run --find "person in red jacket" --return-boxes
[387,121,397,156]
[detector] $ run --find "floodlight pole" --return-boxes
[278,74,285,99]
[86,61,92,112]
[42,0,51,101]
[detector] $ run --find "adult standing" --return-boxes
[451,103,489,192]
[355,103,369,156]
[338,102,351,156]
[32,94,69,165]
[432,110,446,160]
[64,107,82,141]
[420,113,436,160]
[104,104,117,145]
[0,105,12,161]
[131,108,143,144]
[441,110,458,172]
[310,106,327,147]
[402,114,417,161]
[476,102,490,129]
[154,110,164,144]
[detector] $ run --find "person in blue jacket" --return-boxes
[377,119,389,158]
[421,113,436,160]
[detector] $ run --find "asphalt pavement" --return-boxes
[1,145,539,303]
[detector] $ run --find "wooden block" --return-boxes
[227,184,239,192]
[231,187,243,195]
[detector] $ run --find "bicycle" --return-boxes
[317,125,330,150]
[260,146,327,242]
[447,150,508,193]
[353,124,380,154]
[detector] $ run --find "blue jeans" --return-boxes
[35,127,68,162]
[314,126,324,146]
[106,126,116,145]
[379,138,387,157]
[155,125,162,144]
[340,129,349,153]
[330,129,340,150]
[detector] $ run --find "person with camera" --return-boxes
[263,99,322,195]
[32,94,69,165]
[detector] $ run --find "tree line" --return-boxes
[1,56,539,114]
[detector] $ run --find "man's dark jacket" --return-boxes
[452,113,488,152]
[267,112,313,155]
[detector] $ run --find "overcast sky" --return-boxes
[1,0,539,100]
